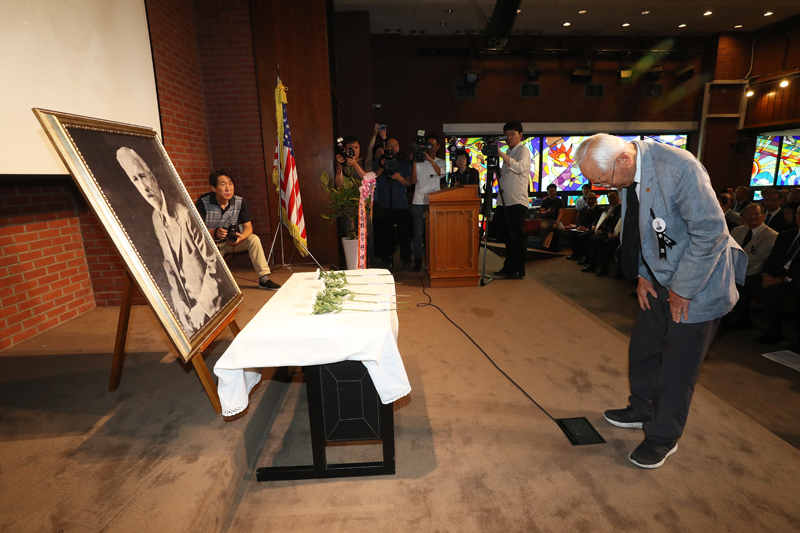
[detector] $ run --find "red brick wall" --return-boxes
[0,187,94,351]
[194,0,273,238]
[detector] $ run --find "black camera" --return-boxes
[480,136,499,157]
[335,137,355,159]
[381,149,400,172]
[225,224,239,244]
[447,138,467,164]
[412,129,432,163]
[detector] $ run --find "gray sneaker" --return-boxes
[603,406,650,429]
[629,439,678,469]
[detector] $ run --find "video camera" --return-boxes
[335,137,356,160]
[447,138,467,164]
[381,149,400,172]
[480,136,500,168]
[412,129,432,163]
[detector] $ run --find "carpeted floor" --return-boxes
[1,249,799,532]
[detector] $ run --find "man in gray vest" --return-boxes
[196,170,280,290]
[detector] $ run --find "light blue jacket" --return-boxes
[622,140,747,323]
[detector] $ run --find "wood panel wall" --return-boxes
[250,0,338,266]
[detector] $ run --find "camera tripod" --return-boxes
[480,162,522,286]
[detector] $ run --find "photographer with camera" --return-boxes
[410,133,445,272]
[196,170,281,290]
[493,121,532,279]
[373,137,413,269]
[334,136,366,189]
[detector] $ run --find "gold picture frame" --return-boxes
[34,108,242,363]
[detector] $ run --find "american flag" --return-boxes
[273,77,307,256]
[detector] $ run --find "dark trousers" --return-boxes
[628,280,720,444]
[493,204,527,275]
[375,208,411,266]
[762,281,800,332]
[733,275,763,321]
[585,234,610,268]
[571,229,596,261]
[596,235,621,271]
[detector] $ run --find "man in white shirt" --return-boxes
[493,121,532,279]
[410,134,445,272]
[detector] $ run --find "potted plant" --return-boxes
[320,171,360,268]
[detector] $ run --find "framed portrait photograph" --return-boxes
[34,108,242,362]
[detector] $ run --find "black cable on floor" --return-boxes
[409,272,557,422]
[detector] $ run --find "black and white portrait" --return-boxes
[44,116,241,353]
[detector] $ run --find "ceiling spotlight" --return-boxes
[642,11,650,15]
[563,22,571,26]
[645,64,663,82]
[735,25,743,28]
[517,9,522,13]
[780,80,790,88]
[764,12,773,16]
[571,62,592,84]
[703,11,712,16]
[524,58,541,81]
[746,90,754,97]
[440,22,447,26]
[676,64,694,82]
[622,23,630,27]
[619,62,633,79]
[678,23,687,28]
[578,10,587,14]
[445,9,454,14]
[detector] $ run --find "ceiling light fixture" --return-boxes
[571,60,592,84]
[780,80,789,88]
[578,10,586,15]
[517,9,521,13]
[622,23,630,27]
[703,11,712,16]
[445,9,454,14]
[735,25,743,28]
[642,11,650,15]
[746,90,754,97]
[645,64,663,82]
[764,12,773,16]
[678,23,687,28]
[619,61,633,79]
[440,22,447,26]
[563,22,571,26]
[524,55,541,81]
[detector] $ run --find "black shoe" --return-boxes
[603,406,650,429]
[566,255,579,261]
[576,260,587,266]
[493,269,512,278]
[258,279,281,291]
[596,268,609,277]
[511,271,525,279]
[755,330,784,344]
[413,258,422,272]
[629,439,678,469]
[581,266,596,273]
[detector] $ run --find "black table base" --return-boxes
[256,361,396,482]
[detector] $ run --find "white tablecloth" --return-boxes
[214,269,412,417]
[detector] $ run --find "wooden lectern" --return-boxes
[425,185,481,287]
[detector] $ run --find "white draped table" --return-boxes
[214,269,412,418]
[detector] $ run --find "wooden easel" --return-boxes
[108,271,240,413]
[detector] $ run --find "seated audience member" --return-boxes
[762,187,785,232]
[373,137,413,269]
[334,136,366,188]
[539,183,565,251]
[726,204,778,329]
[786,188,800,207]
[448,152,479,187]
[582,200,623,274]
[755,206,800,349]
[573,183,593,211]
[196,170,280,291]
[410,134,445,272]
[718,192,742,231]
[732,186,752,214]
[571,191,602,231]
[569,190,621,263]
[783,202,800,232]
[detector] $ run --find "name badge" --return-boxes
[650,210,675,259]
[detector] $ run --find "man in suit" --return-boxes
[575,134,747,469]
[755,205,800,351]
[718,192,742,232]
[762,188,786,233]
[732,186,752,214]
[569,190,620,263]
[727,203,778,329]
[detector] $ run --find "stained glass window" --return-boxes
[541,136,589,191]
[777,136,800,187]
[751,135,780,186]
[644,134,688,150]
[445,136,540,196]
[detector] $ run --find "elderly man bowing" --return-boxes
[575,134,746,469]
